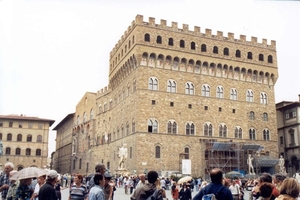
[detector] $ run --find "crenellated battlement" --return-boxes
[110,14,276,58]
[97,86,110,97]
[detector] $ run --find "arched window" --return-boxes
[249,128,256,140]
[90,109,94,120]
[148,77,158,90]
[0,133,2,140]
[5,147,11,155]
[223,48,229,56]
[77,115,80,125]
[132,80,136,92]
[201,44,206,52]
[191,42,196,50]
[219,124,227,137]
[129,147,132,158]
[263,129,270,140]
[186,123,195,135]
[155,146,161,158]
[167,121,177,134]
[247,52,252,59]
[260,92,268,104]
[259,54,264,61]
[185,82,194,95]
[83,112,86,123]
[148,119,158,133]
[230,88,237,100]
[37,135,42,142]
[144,33,150,42]
[202,84,210,97]
[268,55,273,63]
[168,38,173,46]
[180,40,185,48]
[184,147,189,159]
[246,90,254,102]
[156,36,162,44]
[216,86,224,98]
[234,127,242,139]
[167,80,176,93]
[17,134,22,142]
[249,111,255,120]
[204,123,213,136]
[36,149,41,156]
[132,121,135,133]
[236,50,241,58]
[7,133,12,141]
[126,123,129,136]
[15,148,21,155]
[213,46,218,54]
[26,148,31,156]
[27,134,32,142]
[263,113,268,121]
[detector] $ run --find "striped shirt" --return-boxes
[70,184,88,200]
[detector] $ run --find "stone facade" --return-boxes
[52,113,74,173]
[59,15,279,177]
[0,114,54,170]
[276,95,300,175]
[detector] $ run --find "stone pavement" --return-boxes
[61,185,250,200]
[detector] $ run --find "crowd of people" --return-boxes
[2,162,300,200]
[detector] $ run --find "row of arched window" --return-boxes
[148,78,268,104]
[0,133,43,142]
[147,120,271,140]
[90,117,271,143]
[111,35,135,69]
[143,33,274,63]
[4,147,42,156]
[140,53,274,83]
[77,109,94,125]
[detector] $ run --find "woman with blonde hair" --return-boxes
[275,178,300,200]
[155,178,167,199]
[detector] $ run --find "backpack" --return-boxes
[146,188,159,200]
[202,186,224,200]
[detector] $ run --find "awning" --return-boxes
[212,142,232,150]
[255,156,279,167]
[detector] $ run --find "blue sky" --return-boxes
[0,0,299,155]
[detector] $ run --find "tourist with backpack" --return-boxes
[193,168,233,200]
[130,170,163,200]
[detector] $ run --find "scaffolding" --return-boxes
[204,140,261,175]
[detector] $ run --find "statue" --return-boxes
[279,155,286,174]
[247,154,255,175]
[118,144,128,169]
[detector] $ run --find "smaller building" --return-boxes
[52,113,74,174]
[276,95,300,175]
[0,114,54,170]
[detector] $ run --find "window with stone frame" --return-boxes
[155,146,161,158]
[186,122,195,135]
[167,80,176,93]
[230,88,237,100]
[263,129,270,140]
[148,119,158,133]
[249,128,256,140]
[204,123,213,136]
[148,77,158,90]
[167,121,177,134]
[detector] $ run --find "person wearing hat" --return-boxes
[38,170,58,200]
[103,173,113,200]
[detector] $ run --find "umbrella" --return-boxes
[177,176,193,184]
[11,167,48,180]
[225,171,241,178]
